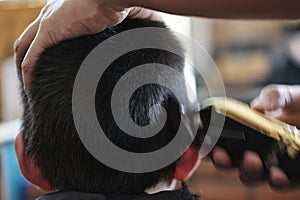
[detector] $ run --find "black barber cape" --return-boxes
[37,190,199,200]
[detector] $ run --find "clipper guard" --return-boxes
[199,97,300,182]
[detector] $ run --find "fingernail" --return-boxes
[24,87,29,96]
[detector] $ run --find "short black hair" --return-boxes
[19,19,201,194]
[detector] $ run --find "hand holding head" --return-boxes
[14,0,162,92]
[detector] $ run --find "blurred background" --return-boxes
[0,0,300,199]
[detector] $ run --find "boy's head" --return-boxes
[15,19,202,194]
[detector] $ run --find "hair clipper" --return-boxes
[198,97,300,183]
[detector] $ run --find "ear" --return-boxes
[14,133,52,191]
[173,146,201,181]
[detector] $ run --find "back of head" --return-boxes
[19,19,196,194]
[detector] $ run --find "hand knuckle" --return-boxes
[22,60,34,72]
[40,17,50,27]
[90,10,101,19]
[40,18,59,45]
[261,84,277,95]
[41,4,50,15]
[14,39,20,53]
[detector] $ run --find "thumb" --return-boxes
[251,85,288,112]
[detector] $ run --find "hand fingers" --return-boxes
[239,151,264,186]
[65,15,109,38]
[21,13,111,92]
[268,166,289,188]
[22,26,49,92]
[274,112,300,128]
[239,152,290,189]
[128,7,163,22]
[14,19,40,71]
[251,84,286,112]
[211,147,233,169]
[213,148,292,189]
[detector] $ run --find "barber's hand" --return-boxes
[14,0,162,92]
[212,84,300,189]
[251,84,300,128]
[212,148,290,189]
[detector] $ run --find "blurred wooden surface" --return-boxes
[213,20,282,50]
[0,0,44,118]
[216,51,272,85]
